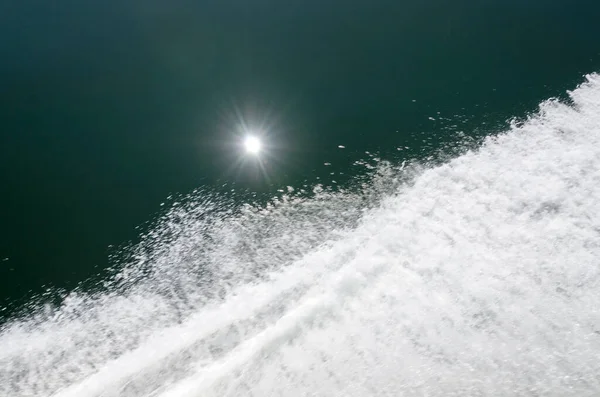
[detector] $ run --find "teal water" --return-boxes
[1,1,598,311]
[1,1,600,395]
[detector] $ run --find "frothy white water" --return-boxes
[2,74,600,397]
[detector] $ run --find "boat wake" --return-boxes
[1,74,600,397]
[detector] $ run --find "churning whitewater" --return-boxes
[2,74,600,397]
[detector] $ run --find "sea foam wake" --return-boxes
[1,74,600,397]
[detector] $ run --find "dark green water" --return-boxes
[1,0,599,318]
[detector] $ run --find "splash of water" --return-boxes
[1,74,600,397]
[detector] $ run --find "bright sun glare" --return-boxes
[244,136,261,154]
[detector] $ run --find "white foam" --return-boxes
[1,74,600,397]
